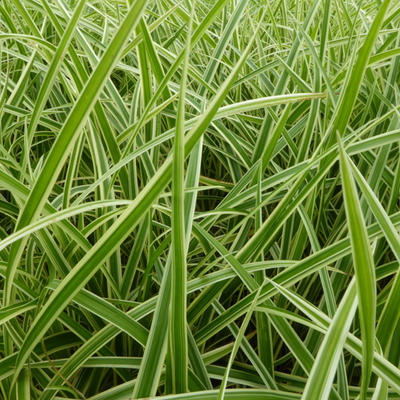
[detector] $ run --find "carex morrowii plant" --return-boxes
[0,0,400,399]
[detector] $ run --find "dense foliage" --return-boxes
[0,0,400,398]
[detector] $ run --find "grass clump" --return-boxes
[0,0,400,398]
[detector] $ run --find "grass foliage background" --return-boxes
[0,0,400,398]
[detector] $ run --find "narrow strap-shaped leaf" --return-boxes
[349,157,400,354]
[169,7,192,392]
[338,138,376,397]
[301,279,357,400]
[328,0,392,144]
